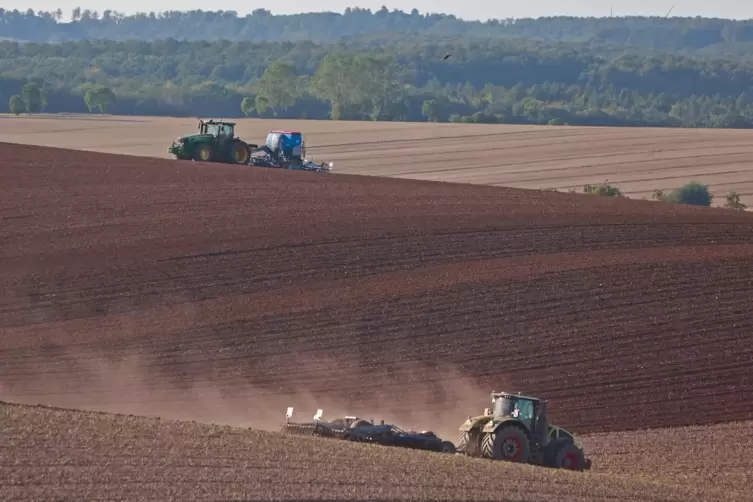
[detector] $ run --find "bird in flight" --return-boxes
[442,54,451,60]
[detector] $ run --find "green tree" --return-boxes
[240,97,255,116]
[422,99,441,122]
[355,54,401,120]
[310,52,359,120]
[8,95,25,115]
[255,61,298,116]
[84,86,117,113]
[21,83,42,113]
[254,95,269,116]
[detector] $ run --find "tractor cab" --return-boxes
[490,392,539,433]
[199,119,236,141]
[265,130,305,161]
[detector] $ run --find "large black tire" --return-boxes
[481,432,493,458]
[193,143,213,162]
[440,440,456,454]
[542,438,568,466]
[230,140,251,164]
[457,432,469,452]
[458,431,481,456]
[551,441,587,471]
[483,425,530,463]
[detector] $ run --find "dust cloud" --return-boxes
[0,343,509,441]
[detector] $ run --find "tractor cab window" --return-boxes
[218,124,234,138]
[516,399,534,421]
[203,123,233,138]
[493,396,535,421]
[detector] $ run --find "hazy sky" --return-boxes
[9,0,753,21]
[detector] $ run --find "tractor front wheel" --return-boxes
[484,425,530,463]
[193,144,213,162]
[458,431,482,457]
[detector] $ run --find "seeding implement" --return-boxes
[249,130,333,172]
[169,121,333,172]
[281,407,456,453]
[457,391,592,471]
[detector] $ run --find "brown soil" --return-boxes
[4,141,753,499]
[2,141,753,442]
[2,113,753,206]
[2,401,748,502]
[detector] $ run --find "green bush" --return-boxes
[583,181,623,197]
[8,94,24,115]
[724,192,747,211]
[658,182,713,206]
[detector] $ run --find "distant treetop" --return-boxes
[3,7,753,54]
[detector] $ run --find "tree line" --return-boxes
[5,7,753,56]
[3,36,753,128]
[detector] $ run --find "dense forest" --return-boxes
[5,7,753,56]
[2,9,753,127]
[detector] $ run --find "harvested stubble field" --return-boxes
[2,401,752,501]
[2,113,753,206]
[3,140,753,499]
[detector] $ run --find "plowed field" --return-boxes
[3,141,753,442]
[3,113,753,206]
[2,402,751,501]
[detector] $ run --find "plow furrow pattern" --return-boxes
[2,140,753,441]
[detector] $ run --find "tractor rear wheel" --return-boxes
[230,141,251,164]
[551,442,586,471]
[484,425,530,463]
[193,143,213,162]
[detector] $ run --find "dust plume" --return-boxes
[0,342,506,440]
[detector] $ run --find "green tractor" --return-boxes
[168,119,255,164]
[457,391,591,471]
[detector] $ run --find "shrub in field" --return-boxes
[655,182,713,206]
[8,95,24,115]
[583,181,623,197]
[724,192,747,211]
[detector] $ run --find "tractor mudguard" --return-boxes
[482,417,528,435]
[458,415,493,432]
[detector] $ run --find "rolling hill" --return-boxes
[2,140,753,441]
[2,114,753,207]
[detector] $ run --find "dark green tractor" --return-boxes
[168,119,256,164]
[457,391,591,471]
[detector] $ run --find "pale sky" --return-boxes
[8,0,753,21]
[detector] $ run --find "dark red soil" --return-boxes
[3,141,753,436]
[7,401,737,502]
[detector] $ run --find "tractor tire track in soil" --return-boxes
[3,141,753,440]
